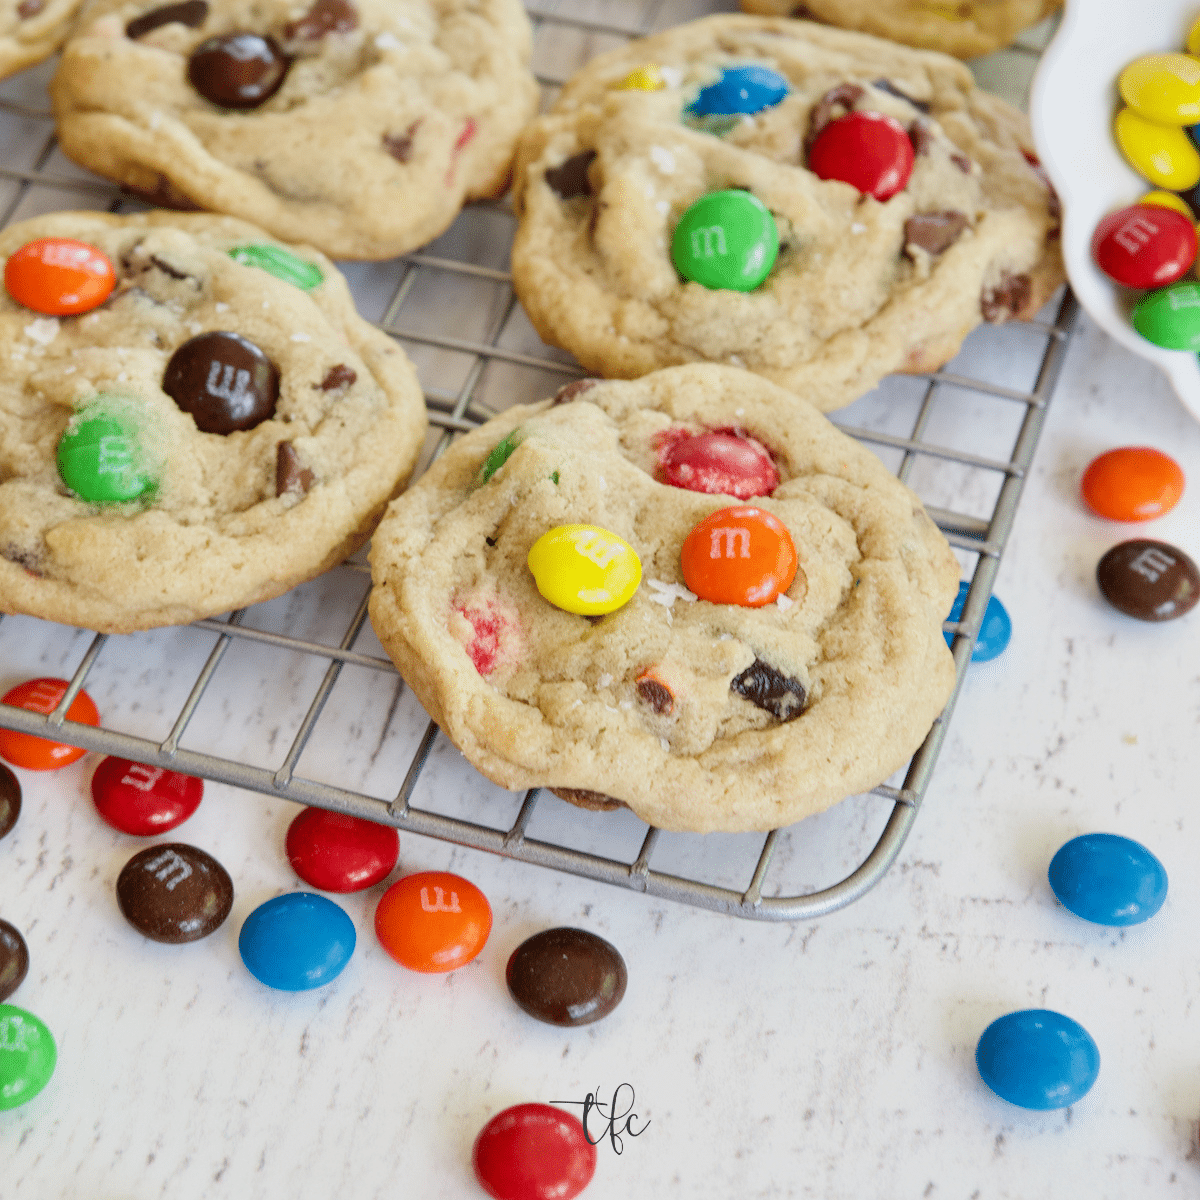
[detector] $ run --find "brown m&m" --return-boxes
[162,331,279,434]
[116,843,234,944]
[187,33,289,109]
[0,920,29,1003]
[1096,539,1200,621]
[506,927,627,1026]
[0,764,19,840]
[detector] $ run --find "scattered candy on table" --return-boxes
[0,678,99,771]
[472,1103,596,1200]
[374,870,491,974]
[680,505,798,607]
[943,581,1012,663]
[506,927,628,1027]
[91,756,204,835]
[238,892,356,991]
[655,427,778,498]
[117,843,234,945]
[807,111,914,201]
[1091,204,1196,289]
[0,763,19,839]
[975,1009,1100,1111]
[3,237,115,315]
[527,524,642,616]
[671,190,779,292]
[285,807,400,893]
[1080,446,1185,521]
[1048,833,1168,927]
[0,1004,56,1111]
[0,920,29,1004]
[1096,538,1199,621]
[228,243,322,290]
[688,65,788,117]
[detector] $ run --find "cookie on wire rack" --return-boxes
[0,0,86,78]
[510,14,1063,413]
[49,0,540,259]
[368,365,960,834]
[0,210,428,633]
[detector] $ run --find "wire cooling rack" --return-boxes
[0,0,1075,919]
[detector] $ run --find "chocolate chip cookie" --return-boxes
[0,210,427,633]
[738,1,1060,60]
[368,365,959,833]
[510,14,1063,413]
[0,0,84,77]
[49,0,539,259]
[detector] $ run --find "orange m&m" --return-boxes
[680,504,797,606]
[1080,446,1184,522]
[374,870,492,973]
[0,678,100,770]
[4,238,116,316]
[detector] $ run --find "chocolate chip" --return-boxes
[904,211,969,257]
[551,378,600,405]
[148,254,195,282]
[1096,539,1200,622]
[284,0,357,40]
[545,150,596,200]
[484,535,497,547]
[730,659,806,722]
[0,763,20,841]
[318,363,356,390]
[549,787,627,812]
[908,118,934,158]
[276,441,314,496]
[790,4,822,18]
[163,331,279,433]
[635,673,674,715]
[383,122,420,164]
[17,0,45,17]
[116,843,234,944]
[805,83,864,155]
[2,544,40,575]
[872,79,930,113]
[506,927,628,1027]
[980,271,1032,322]
[188,33,290,109]
[125,0,207,38]
[120,176,204,211]
[0,920,28,1003]
[951,152,972,174]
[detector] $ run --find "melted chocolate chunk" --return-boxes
[0,919,28,1003]
[125,0,207,38]
[121,176,204,211]
[636,675,674,716]
[980,272,1032,323]
[383,122,420,163]
[805,83,863,154]
[188,33,290,109]
[163,331,279,433]
[276,441,314,496]
[148,254,196,282]
[904,211,969,257]
[731,659,806,722]
[551,378,600,405]
[2,544,40,574]
[318,363,356,390]
[545,151,596,200]
[908,118,934,158]
[17,0,45,17]
[872,79,930,112]
[284,0,357,40]
[549,787,627,813]
[790,4,822,17]
[951,152,972,174]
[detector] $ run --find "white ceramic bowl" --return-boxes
[1031,0,1200,419]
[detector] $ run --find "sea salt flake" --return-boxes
[660,66,683,88]
[290,332,311,342]
[375,31,399,49]
[776,593,794,611]
[214,302,230,312]
[24,318,58,345]
[851,223,867,234]
[646,578,697,608]
[659,737,670,753]
[597,673,613,688]
[649,146,676,174]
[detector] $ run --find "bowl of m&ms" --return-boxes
[1032,0,1200,421]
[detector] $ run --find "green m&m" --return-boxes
[1131,280,1200,350]
[0,1003,56,1110]
[228,243,323,290]
[57,403,155,503]
[474,427,524,488]
[671,190,778,292]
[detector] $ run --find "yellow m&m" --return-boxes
[1118,53,1200,125]
[1114,107,1200,191]
[527,524,641,616]
[617,64,664,91]
[1140,189,1194,219]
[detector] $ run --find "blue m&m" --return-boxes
[239,892,356,991]
[1048,833,1168,926]
[689,65,788,117]
[944,581,1011,662]
[976,1009,1100,1110]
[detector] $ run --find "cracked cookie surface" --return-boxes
[0,210,427,632]
[50,0,539,259]
[511,14,1063,412]
[368,364,959,833]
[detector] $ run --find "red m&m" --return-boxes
[4,238,116,316]
[374,870,491,973]
[1081,446,1185,521]
[473,1103,596,1200]
[807,111,914,201]
[0,678,99,771]
[680,505,797,606]
[286,807,400,892]
[1092,204,1197,289]
[91,756,203,835]
[656,427,778,498]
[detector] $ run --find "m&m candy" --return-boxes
[656,427,778,498]
[1130,280,1200,349]
[1114,107,1200,191]
[91,756,203,834]
[689,65,788,117]
[1096,538,1199,621]
[4,237,115,316]
[0,920,29,1003]
[57,407,156,504]
[976,1009,1099,1110]
[1091,205,1196,289]
[228,243,323,290]
[943,581,1011,663]
[1138,189,1195,219]
[1048,833,1168,927]
[0,678,99,771]
[1081,446,1184,521]
[527,524,641,616]
[807,110,914,201]
[374,870,491,973]
[0,1004,56,1110]
[671,190,779,291]
[238,892,356,990]
[680,505,797,606]
[473,1104,596,1200]
[1118,53,1200,126]
[476,428,524,487]
[617,63,664,91]
[0,764,19,840]
[285,807,400,892]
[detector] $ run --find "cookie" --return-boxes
[0,210,428,633]
[0,0,85,77]
[510,15,1063,413]
[368,365,960,834]
[738,0,1060,60]
[49,0,539,259]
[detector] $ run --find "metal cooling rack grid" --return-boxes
[0,0,1077,919]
